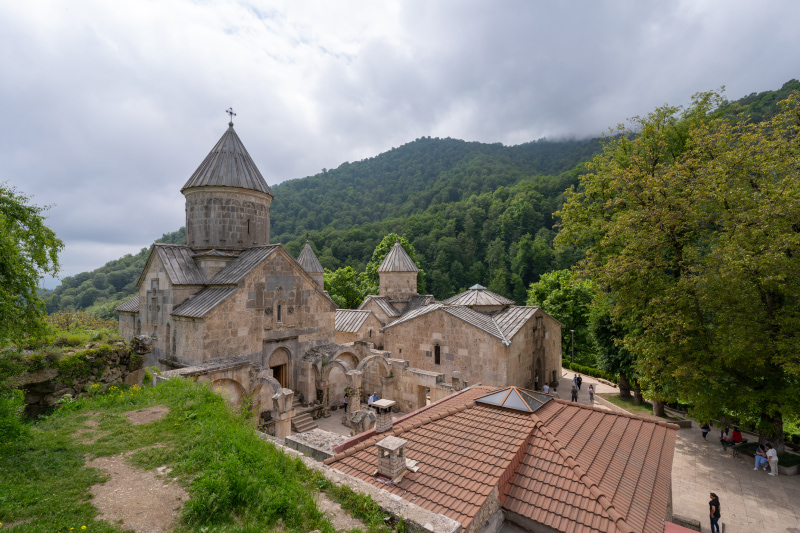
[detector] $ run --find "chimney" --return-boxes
[376,435,407,480]
[372,398,396,433]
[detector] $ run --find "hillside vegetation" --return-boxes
[45,80,800,315]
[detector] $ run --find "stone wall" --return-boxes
[15,342,146,417]
[335,313,385,349]
[383,309,509,389]
[184,187,272,252]
[379,271,418,301]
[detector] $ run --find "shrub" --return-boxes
[562,360,619,384]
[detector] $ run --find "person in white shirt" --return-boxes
[543,383,550,394]
[766,444,779,476]
[367,393,374,406]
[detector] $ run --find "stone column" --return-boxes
[271,388,295,441]
[319,379,330,414]
[345,370,363,412]
[373,398,396,433]
[376,435,407,479]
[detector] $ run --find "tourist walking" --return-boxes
[551,388,559,399]
[766,444,779,476]
[588,384,594,402]
[543,383,549,394]
[576,374,583,390]
[709,493,721,533]
[343,394,348,413]
[571,384,578,402]
[754,443,768,470]
[701,423,710,441]
[572,374,578,388]
[534,374,539,391]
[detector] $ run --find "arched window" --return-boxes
[434,345,441,365]
[277,303,282,322]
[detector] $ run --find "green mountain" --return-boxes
[46,79,800,317]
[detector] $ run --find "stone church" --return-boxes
[117,120,562,423]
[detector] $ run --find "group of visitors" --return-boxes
[754,443,780,476]
[569,374,594,403]
[343,391,379,413]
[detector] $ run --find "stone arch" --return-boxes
[321,360,352,411]
[357,355,391,399]
[334,351,358,370]
[253,375,284,414]
[210,378,246,407]
[266,347,290,388]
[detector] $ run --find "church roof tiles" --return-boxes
[207,245,279,284]
[297,242,324,273]
[137,244,206,288]
[115,295,140,313]
[335,309,373,333]
[442,284,514,306]
[181,125,273,195]
[377,241,419,273]
[171,287,238,318]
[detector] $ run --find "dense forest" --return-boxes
[45,79,800,318]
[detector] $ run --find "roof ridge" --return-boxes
[535,409,636,533]
[551,398,680,429]
[490,315,511,346]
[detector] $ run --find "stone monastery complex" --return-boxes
[116,122,678,533]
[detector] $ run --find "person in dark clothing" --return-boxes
[571,384,578,402]
[576,375,583,390]
[701,423,710,441]
[709,493,721,533]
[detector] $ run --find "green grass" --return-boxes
[596,393,682,421]
[0,379,403,532]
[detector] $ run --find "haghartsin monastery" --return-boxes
[117,122,678,533]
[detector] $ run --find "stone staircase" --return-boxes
[291,412,318,434]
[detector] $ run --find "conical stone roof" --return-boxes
[442,284,514,306]
[181,124,272,195]
[297,242,324,273]
[377,241,419,273]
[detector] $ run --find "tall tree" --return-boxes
[526,269,594,366]
[0,183,63,345]
[558,91,800,451]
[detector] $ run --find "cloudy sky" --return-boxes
[2,0,799,287]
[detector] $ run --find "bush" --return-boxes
[562,359,619,384]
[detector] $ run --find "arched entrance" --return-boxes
[356,355,391,400]
[267,348,290,388]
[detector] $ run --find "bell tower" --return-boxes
[181,111,274,254]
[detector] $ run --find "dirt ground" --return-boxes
[316,492,368,532]
[125,405,170,425]
[86,453,188,533]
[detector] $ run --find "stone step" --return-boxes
[292,392,302,409]
[291,412,318,434]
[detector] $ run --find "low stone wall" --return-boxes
[14,342,145,417]
[285,429,347,461]
[268,437,462,533]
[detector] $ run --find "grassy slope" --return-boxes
[0,379,398,533]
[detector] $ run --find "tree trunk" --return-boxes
[618,374,632,399]
[652,400,665,417]
[763,413,786,455]
[633,381,643,405]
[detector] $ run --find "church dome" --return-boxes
[181,124,272,195]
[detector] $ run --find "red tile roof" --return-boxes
[325,388,677,533]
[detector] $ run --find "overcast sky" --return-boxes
[2,0,799,288]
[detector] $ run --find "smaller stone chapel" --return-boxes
[117,118,563,424]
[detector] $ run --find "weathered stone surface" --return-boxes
[285,428,347,461]
[123,368,147,386]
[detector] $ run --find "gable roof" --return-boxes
[207,245,280,284]
[115,295,140,313]
[325,389,678,533]
[359,295,401,317]
[297,242,324,273]
[181,124,272,195]
[377,241,419,273]
[493,306,537,340]
[171,287,238,318]
[442,284,514,306]
[382,303,516,345]
[136,244,206,288]
[335,309,373,333]
[401,294,436,316]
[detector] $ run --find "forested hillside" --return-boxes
[46,79,799,317]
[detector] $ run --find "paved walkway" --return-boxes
[557,368,800,531]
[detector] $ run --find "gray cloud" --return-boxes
[0,1,798,287]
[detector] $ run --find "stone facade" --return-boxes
[379,271,418,303]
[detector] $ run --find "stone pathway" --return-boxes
[671,420,800,532]
[556,368,617,408]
